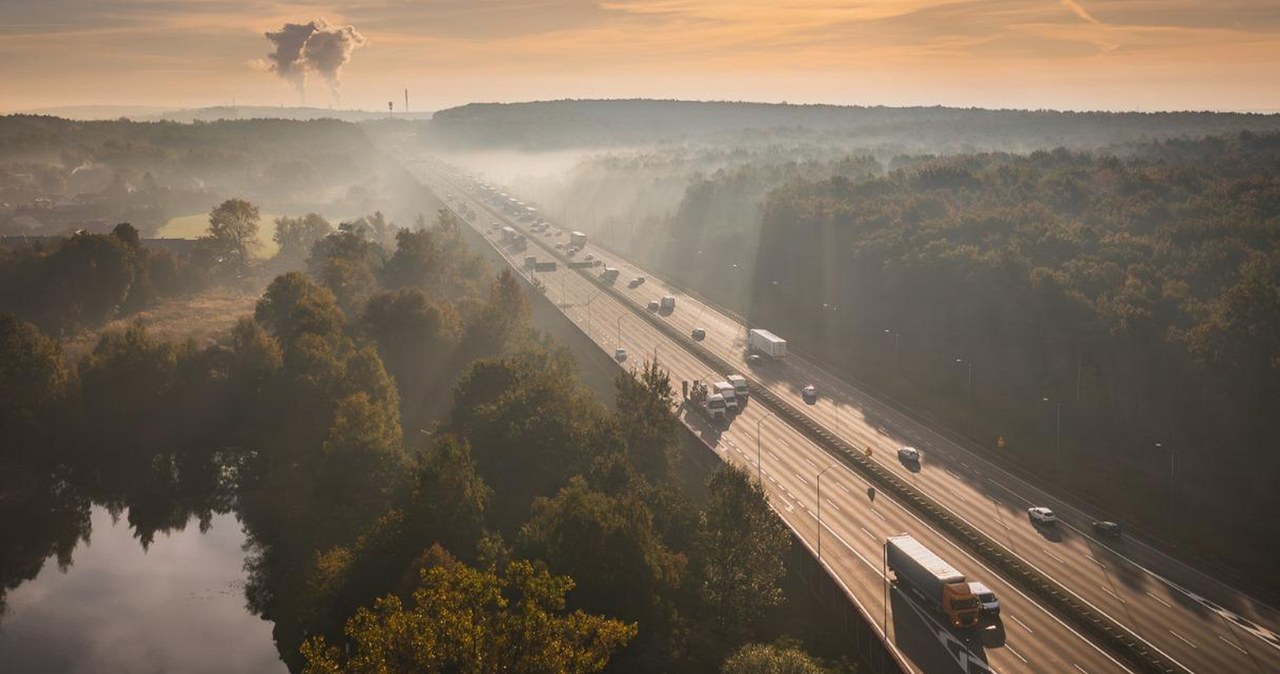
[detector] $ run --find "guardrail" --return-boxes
[431,169,1178,674]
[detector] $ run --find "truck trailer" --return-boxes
[885,534,980,628]
[748,329,787,359]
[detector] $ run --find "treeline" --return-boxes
[426,99,1280,152]
[0,223,204,334]
[0,114,390,235]
[742,131,1280,583]
[1,207,844,671]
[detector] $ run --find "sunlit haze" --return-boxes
[2,0,1278,113]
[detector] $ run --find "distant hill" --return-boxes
[424,99,1280,153]
[20,105,433,123]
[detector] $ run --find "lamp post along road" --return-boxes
[816,464,836,558]
[585,290,602,336]
[755,412,775,484]
[1042,397,1061,474]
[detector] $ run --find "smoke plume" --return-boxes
[264,19,367,99]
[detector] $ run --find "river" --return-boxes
[0,506,286,674]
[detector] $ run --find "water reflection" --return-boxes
[0,506,284,674]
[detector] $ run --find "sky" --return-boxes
[1,0,1277,114]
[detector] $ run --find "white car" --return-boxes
[615,348,627,361]
[897,446,920,462]
[1028,507,1058,525]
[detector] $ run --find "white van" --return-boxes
[969,582,1000,617]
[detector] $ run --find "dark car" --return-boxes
[1091,521,1123,538]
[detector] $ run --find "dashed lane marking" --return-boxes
[1008,614,1034,633]
[1218,635,1248,655]
[1168,630,1198,649]
[1005,645,1029,664]
[1042,548,1066,564]
[1146,592,1172,609]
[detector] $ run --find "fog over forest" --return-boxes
[3,99,1280,674]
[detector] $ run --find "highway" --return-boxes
[415,158,1280,674]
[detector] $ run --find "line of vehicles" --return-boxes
[451,169,1165,667]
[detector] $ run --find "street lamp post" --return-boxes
[956,357,972,393]
[816,464,836,558]
[884,329,900,371]
[585,290,601,336]
[1157,442,1175,527]
[1042,397,1061,474]
[616,315,624,344]
[755,412,775,483]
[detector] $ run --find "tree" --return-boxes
[111,222,140,249]
[308,221,385,317]
[300,545,637,674]
[462,269,530,358]
[722,642,835,674]
[254,272,345,347]
[520,476,685,624]
[273,214,333,268]
[203,198,261,275]
[615,359,680,481]
[0,313,69,455]
[698,465,790,643]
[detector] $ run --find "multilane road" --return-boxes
[418,159,1280,674]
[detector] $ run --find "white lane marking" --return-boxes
[1008,614,1034,633]
[1102,587,1127,604]
[837,482,851,494]
[1168,630,1198,649]
[859,526,876,541]
[1073,665,1089,674]
[795,473,810,486]
[1218,635,1249,655]
[952,490,968,503]
[1086,555,1106,568]
[1145,591,1172,609]
[869,508,886,521]
[768,450,781,461]
[1005,645,1029,664]
[803,457,817,470]
[825,498,841,512]
[1042,548,1066,564]
[465,183,1142,674]
[990,497,1002,506]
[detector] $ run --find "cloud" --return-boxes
[263,18,367,99]
[1060,0,1101,25]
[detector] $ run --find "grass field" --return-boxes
[63,286,262,360]
[158,213,281,259]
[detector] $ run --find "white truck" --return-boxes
[569,231,587,248]
[748,329,787,359]
[601,266,620,282]
[726,374,749,401]
[660,296,675,312]
[689,380,726,422]
[713,381,739,413]
[885,534,981,628]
